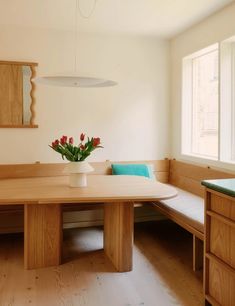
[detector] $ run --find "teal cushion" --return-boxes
[111,164,154,179]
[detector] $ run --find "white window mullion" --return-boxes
[220,40,233,162]
[231,43,235,160]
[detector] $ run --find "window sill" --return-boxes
[179,153,235,173]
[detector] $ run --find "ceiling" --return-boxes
[0,0,233,38]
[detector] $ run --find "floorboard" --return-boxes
[0,220,203,306]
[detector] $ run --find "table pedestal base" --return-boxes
[24,204,62,269]
[104,202,134,272]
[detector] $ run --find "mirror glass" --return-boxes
[22,66,32,125]
[0,61,38,128]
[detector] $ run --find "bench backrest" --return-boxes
[0,159,170,183]
[169,160,235,197]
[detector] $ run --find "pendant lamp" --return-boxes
[34,0,117,88]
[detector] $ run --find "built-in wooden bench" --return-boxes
[1,159,234,272]
[151,159,235,271]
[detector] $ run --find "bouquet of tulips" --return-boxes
[50,133,102,162]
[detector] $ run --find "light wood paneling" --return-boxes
[210,193,235,221]
[170,160,235,182]
[0,159,169,180]
[208,259,235,306]
[204,188,235,306]
[169,160,235,197]
[210,214,235,269]
[104,202,134,272]
[24,204,62,269]
[0,64,23,125]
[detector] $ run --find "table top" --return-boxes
[0,175,177,205]
[202,178,235,197]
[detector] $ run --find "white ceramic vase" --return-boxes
[64,161,94,187]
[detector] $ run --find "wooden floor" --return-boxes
[0,220,203,306]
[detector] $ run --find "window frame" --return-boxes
[181,43,219,161]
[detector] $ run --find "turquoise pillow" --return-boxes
[111,164,155,179]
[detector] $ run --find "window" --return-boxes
[182,38,235,164]
[182,44,219,159]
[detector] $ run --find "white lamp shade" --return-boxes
[34,75,117,88]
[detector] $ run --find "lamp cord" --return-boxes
[74,0,97,72]
[78,0,97,19]
[75,0,78,72]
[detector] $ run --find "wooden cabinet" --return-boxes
[204,188,235,306]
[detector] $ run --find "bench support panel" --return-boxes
[24,204,62,269]
[193,235,203,271]
[104,202,134,272]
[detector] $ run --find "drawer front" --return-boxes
[210,216,235,268]
[208,259,235,306]
[210,193,235,221]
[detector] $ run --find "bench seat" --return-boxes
[152,186,204,236]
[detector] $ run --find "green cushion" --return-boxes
[111,163,154,179]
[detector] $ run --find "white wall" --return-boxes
[0,25,170,164]
[170,2,235,171]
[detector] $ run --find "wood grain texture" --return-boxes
[0,60,38,128]
[193,235,204,271]
[24,204,62,269]
[169,160,235,197]
[0,124,38,128]
[210,214,235,269]
[0,222,204,306]
[29,65,36,125]
[210,192,235,221]
[0,60,38,66]
[0,160,169,234]
[104,202,134,272]
[0,175,177,205]
[204,190,211,305]
[204,188,235,306]
[0,64,23,125]
[208,259,235,306]
[2,175,176,270]
[0,159,169,181]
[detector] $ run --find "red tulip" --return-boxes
[60,136,67,145]
[52,139,59,148]
[80,145,85,150]
[80,133,85,141]
[69,137,74,144]
[93,137,101,147]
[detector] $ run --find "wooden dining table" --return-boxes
[0,174,177,271]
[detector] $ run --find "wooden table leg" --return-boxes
[104,201,134,272]
[24,204,62,269]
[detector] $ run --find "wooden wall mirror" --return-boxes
[0,60,38,128]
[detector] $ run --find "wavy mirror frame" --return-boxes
[0,60,38,128]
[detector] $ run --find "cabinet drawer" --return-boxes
[211,193,235,221]
[208,259,235,306]
[210,216,235,268]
